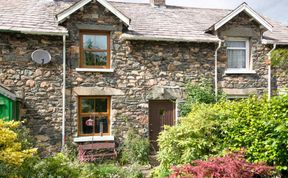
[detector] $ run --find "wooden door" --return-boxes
[149,100,176,151]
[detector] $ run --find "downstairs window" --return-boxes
[78,96,110,136]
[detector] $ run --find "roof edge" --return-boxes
[120,34,221,43]
[0,28,68,36]
[56,0,130,26]
[262,39,288,45]
[0,85,16,101]
[213,3,273,32]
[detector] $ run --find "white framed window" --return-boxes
[225,38,255,74]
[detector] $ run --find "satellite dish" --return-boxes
[31,49,51,64]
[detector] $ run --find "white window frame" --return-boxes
[225,38,255,74]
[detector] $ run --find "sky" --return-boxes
[110,0,288,25]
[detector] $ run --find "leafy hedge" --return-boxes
[155,94,288,175]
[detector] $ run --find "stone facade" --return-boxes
[62,1,217,141]
[0,33,63,155]
[216,12,272,96]
[0,2,287,154]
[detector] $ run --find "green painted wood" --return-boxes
[0,94,15,121]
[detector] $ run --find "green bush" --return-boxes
[156,103,226,173]
[33,153,81,178]
[222,95,288,171]
[81,162,125,178]
[0,120,37,177]
[155,94,288,175]
[120,128,150,165]
[179,78,223,116]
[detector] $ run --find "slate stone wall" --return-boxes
[0,33,63,155]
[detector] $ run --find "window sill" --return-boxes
[73,136,114,142]
[76,68,114,73]
[225,69,256,75]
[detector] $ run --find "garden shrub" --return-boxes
[156,103,227,173]
[155,94,288,176]
[0,120,37,166]
[170,150,275,178]
[81,162,144,178]
[33,153,81,178]
[222,95,288,171]
[0,120,37,177]
[120,127,150,165]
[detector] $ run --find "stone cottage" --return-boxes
[0,0,288,154]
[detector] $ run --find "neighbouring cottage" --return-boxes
[0,0,288,155]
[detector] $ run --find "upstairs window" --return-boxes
[78,96,110,136]
[80,31,110,68]
[226,39,249,70]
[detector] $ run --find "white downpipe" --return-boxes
[267,43,277,100]
[215,40,222,100]
[62,35,66,151]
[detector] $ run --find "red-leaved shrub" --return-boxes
[170,150,274,178]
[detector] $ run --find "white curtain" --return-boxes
[228,49,246,68]
[227,41,246,69]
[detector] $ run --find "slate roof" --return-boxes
[110,1,288,44]
[0,0,76,35]
[111,2,228,42]
[0,0,287,44]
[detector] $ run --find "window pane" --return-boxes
[81,98,94,113]
[227,41,246,48]
[95,116,108,133]
[83,35,107,50]
[84,51,107,66]
[228,49,246,68]
[80,117,94,134]
[95,98,107,112]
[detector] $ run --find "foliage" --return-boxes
[222,95,288,171]
[0,120,37,166]
[179,78,223,116]
[155,94,288,176]
[170,150,275,178]
[271,48,288,69]
[156,103,226,173]
[81,162,144,178]
[120,127,150,165]
[33,153,81,178]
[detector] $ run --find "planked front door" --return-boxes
[149,100,176,151]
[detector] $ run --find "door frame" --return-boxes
[148,99,177,151]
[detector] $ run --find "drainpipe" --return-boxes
[62,35,66,151]
[267,43,277,100]
[215,40,222,100]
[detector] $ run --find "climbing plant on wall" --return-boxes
[271,48,288,70]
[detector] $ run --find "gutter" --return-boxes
[267,43,277,100]
[0,29,68,36]
[215,40,222,100]
[62,35,66,151]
